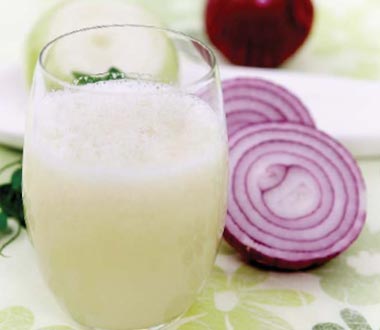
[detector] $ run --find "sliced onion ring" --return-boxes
[225,123,366,270]
[223,77,316,136]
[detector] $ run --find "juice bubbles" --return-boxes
[23,81,228,330]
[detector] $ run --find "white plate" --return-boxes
[1,64,379,157]
[0,63,27,149]
[221,66,380,158]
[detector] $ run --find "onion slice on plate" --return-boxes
[223,77,315,136]
[225,123,366,270]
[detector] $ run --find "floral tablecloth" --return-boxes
[0,147,380,330]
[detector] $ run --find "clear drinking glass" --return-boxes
[23,25,228,330]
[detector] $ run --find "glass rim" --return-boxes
[38,23,218,90]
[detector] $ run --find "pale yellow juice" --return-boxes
[23,81,228,330]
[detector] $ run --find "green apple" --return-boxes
[128,0,205,37]
[25,0,178,85]
[285,0,380,80]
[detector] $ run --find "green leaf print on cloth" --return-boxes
[0,307,33,330]
[312,227,380,305]
[178,250,314,330]
[313,308,374,330]
[313,325,345,330]
[340,309,373,330]
[37,327,75,330]
[0,307,74,330]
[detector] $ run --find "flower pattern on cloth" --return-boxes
[0,306,73,330]
[177,242,315,330]
[312,227,380,306]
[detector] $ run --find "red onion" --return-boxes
[223,77,315,135]
[225,123,366,270]
[205,0,314,67]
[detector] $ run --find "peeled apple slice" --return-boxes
[25,0,178,85]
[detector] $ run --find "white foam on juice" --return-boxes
[32,80,225,175]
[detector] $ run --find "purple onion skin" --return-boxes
[224,228,342,271]
[223,77,316,129]
[225,123,366,271]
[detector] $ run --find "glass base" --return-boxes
[91,323,171,330]
[77,312,184,330]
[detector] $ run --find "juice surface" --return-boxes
[23,81,228,330]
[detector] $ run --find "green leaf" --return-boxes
[243,289,314,307]
[0,212,8,231]
[312,324,345,330]
[231,304,293,330]
[73,67,126,86]
[108,67,126,79]
[0,160,25,251]
[0,184,25,227]
[0,159,21,178]
[0,220,22,255]
[0,306,34,330]
[340,309,372,330]
[11,168,22,192]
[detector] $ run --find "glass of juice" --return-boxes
[23,25,228,330]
